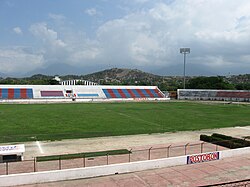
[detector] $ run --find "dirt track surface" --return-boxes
[16,126,250,160]
[1,126,250,186]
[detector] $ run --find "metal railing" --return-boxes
[0,141,226,175]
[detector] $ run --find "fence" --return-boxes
[0,141,226,175]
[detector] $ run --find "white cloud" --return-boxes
[28,21,101,68]
[131,34,165,65]
[6,0,250,75]
[71,48,99,62]
[13,27,22,35]
[85,8,98,16]
[95,4,176,67]
[30,22,66,47]
[94,0,250,72]
[201,56,231,67]
[0,47,44,74]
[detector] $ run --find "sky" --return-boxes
[1,0,250,77]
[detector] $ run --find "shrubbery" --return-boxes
[212,133,250,146]
[200,133,250,149]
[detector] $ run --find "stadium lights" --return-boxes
[180,48,190,89]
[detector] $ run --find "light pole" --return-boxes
[180,48,190,89]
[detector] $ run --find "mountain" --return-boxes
[0,67,249,90]
[80,68,161,84]
[154,64,218,76]
[72,68,250,89]
[0,72,7,78]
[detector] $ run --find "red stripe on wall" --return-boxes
[127,89,136,98]
[145,89,154,98]
[117,89,127,98]
[154,89,164,98]
[217,91,250,98]
[0,88,2,98]
[20,88,27,99]
[8,88,14,99]
[136,89,146,98]
[107,89,116,98]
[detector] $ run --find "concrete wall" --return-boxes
[0,155,186,186]
[220,146,250,158]
[1,147,250,186]
[177,89,250,102]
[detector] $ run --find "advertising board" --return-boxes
[187,152,220,164]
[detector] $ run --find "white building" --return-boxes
[0,144,25,163]
[61,79,98,86]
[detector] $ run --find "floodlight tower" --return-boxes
[180,48,190,89]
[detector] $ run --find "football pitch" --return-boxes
[0,101,249,143]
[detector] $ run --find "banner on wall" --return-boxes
[0,144,25,155]
[187,152,220,164]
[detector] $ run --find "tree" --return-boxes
[186,76,235,90]
[48,79,60,85]
[235,83,250,90]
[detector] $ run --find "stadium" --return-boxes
[1,0,250,186]
[0,84,168,102]
[0,79,250,186]
[0,83,249,103]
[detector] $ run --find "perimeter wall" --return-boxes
[178,89,250,102]
[0,147,250,186]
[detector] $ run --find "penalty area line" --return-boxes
[36,141,44,154]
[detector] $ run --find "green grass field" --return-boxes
[0,101,249,143]
[36,149,131,162]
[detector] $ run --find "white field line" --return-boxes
[36,141,44,154]
[235,126,250,131]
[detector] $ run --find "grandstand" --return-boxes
[178,89,250,102]
[0,85,168,101]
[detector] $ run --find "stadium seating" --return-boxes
[0,88,33,99]
[102,88,164,98]
[0,85,166,100]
